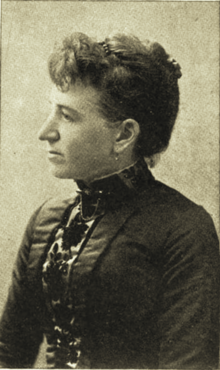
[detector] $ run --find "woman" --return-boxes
[0,32,219,369]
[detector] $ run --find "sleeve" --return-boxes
[158,206,220,369]
[0,205,46,368]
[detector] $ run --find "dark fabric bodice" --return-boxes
[42,158,155,368]
[0,158,219,369]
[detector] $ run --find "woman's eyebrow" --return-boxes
[48,100,81,114]
[49,101,84,120]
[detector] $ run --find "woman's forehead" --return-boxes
[50,83,101,114]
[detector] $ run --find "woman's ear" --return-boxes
[114,118,140,154]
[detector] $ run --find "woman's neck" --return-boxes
[80,154,138,186]
[88,161,138,184]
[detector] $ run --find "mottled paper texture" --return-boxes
[1,2,219,367]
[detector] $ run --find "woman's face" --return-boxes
[38,82,119,182]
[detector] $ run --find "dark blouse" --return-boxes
[0,159,219,369]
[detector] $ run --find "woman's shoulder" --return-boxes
[33,194,77,223]
[134,179,219,262]
[138,179,217,237]
[22,195,78,245]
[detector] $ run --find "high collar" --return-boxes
[76,158,154,200]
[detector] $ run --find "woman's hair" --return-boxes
[49,32,181,160]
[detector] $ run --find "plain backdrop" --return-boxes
[1,2,219,368]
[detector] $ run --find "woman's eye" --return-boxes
[62,111,73,122]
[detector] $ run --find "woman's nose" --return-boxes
[38,114,60,142]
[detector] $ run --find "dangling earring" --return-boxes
[115,153,119,161]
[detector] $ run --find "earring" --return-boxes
[115,153,119,161]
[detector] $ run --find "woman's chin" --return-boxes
[49,166,74,180]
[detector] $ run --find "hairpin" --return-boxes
[99,42,111,56]
[168,58,182,79]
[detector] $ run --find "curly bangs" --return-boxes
[48,33,109,91]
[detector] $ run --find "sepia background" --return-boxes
[1,2,219,367]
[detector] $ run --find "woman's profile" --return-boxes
[0,32,219,369]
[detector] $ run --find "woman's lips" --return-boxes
[48,150,62,155]
[47,151,64,162]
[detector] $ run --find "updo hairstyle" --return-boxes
[49,32,181,160]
